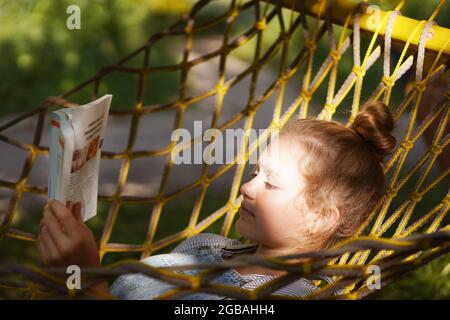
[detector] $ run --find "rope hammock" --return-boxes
[0,0,449,300]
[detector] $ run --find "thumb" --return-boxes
[72,202,83,222]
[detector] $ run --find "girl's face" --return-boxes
[236,136,326,254]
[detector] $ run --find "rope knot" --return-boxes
[228,9,239,20]
[410,192,423,203]
[401,139,413,150]
[414,80,427,93]
[28,144,38,158]
[177,100,187,110]
[255,18,266,31]
[444,194,450,207]
[281,32,290,42]
[324,103,336,115]
[247,103,257,114]
[329,49,341,64]
[348,114,356,124]
[352,65,366,77]
[16,179,27,193]
[215,82,228,95]
[190,277,200,291]
[134,107,143,117]
[381,76,395,88]
[430,144,443,155]
[229,201,239,213]
[279,73,289,83]
[386,186,398,198]
[200,175,210,186]
[271,122,282,130]
[222,45,231,55]
[253,60,262,71]
[304,40,316,51]
[184,20,194,34]
[300,90,312,101]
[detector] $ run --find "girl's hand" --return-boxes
[37,199,100,269]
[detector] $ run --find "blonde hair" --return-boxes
[280,101,396,249]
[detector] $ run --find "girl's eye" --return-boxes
[251,170,259,177]
[264,182,279,190]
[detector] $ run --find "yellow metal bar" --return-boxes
[265,0,450,56]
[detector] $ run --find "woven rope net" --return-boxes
[0,0,449,300]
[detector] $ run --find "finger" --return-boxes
[41,201,51,229]
[36,235,48,265]
[40,225,61,266]
[39,200,50,234]
[41,202,50,229]
[39,217,45,233]
[43,204,68,235]
[42,209,69,248]
[48,200,79,235]
[72,202,83,222]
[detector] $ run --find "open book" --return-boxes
[48,94,112,221]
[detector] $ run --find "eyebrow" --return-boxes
[255,160,283,181]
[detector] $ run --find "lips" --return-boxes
[240,202,255,216]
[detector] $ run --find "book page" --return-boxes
[48,94,112,221]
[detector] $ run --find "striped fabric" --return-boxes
[171,232,335,299]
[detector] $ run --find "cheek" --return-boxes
[255,192,301,237]
[258,189,298,216]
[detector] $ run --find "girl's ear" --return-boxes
[309,206,340,235]
[327,205,340,231]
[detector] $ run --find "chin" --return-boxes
[236,218,249,237]
[236,218,257,242]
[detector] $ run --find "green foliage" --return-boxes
[0,0,194,115]
[370,253,450,299]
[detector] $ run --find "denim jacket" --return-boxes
[110,233,330,300]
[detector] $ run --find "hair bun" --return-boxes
[350,101,397,161]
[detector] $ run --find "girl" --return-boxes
[37,101,396,299]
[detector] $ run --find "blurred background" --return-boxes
[0,0,449,299]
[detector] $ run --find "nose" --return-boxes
[240,178,256,201]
